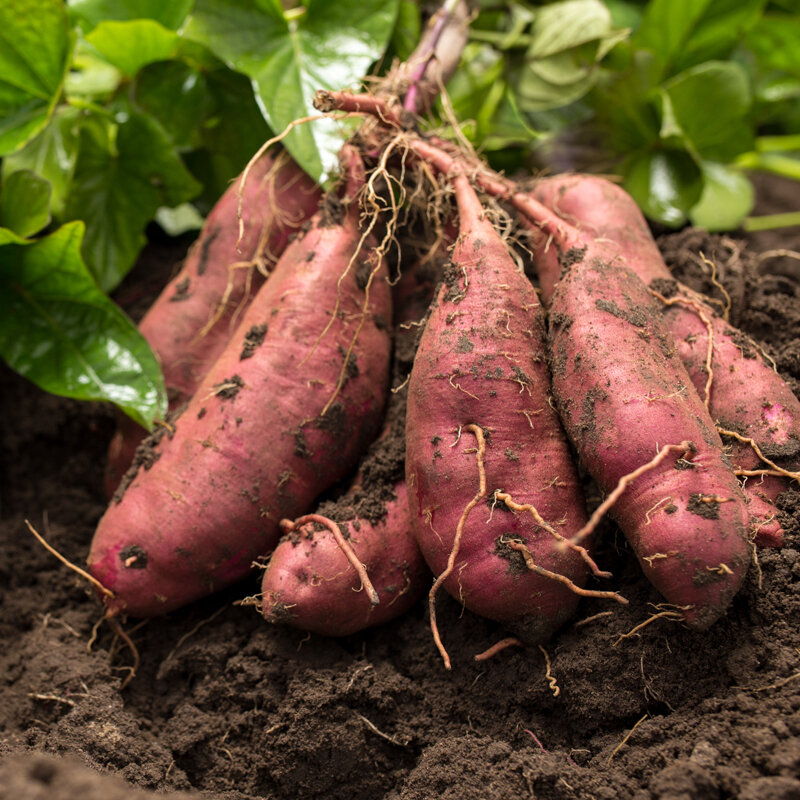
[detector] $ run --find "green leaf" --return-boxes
[130,60,212,149]
[0,221,167,427]
[746,14,800,77]
[591,49,662,154]
[513,0,628,112]
[64,111,201,292]
[85,19,180,77]
[2,106,81,218]
[624,149,703,227]
[660,61,752,161]
[155,203,205,236]
[0,0,72,156]
[528,0,614,59]
[388,0,421,62]
[633,0,765,79]
[446,43,504,127]
[515,57,602,111]
[184,0,400,181]
[483,87,540,151]
[603,0,646,32]
[0,227,30,246]
[689,162,754,231]
[65,48,122,97]
[0,170,51,237]
[68,0,194,32]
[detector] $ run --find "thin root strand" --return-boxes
[569,442,693,547]
[430,424,487,669]
[502,538,628,605]
[474,637,523,662]
[283,514,379,606]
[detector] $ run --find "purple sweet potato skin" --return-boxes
[142,149,322,401]
[88,182,391,618]
[530,174,799,545]
[664,309,798,543]
[260,482,429,636]
[104,151,321,496]
[547,255,751,629]
[405,176,590,644]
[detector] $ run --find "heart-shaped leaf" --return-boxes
[184,0,400,181]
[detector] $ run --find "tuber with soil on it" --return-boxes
[505,185,753,629]
[356,126,758,630]
[77,46,797,655]
[88,146,391,618]
[104,149,322,497]
[261,479,429,637]
[405,170,620,667]
[528,174,800,548]
[259,255,440,637]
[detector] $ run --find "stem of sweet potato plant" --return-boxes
[737,151,800,181]
[403,0,466,113]
[743,211,800,232]
[755,134,800,153]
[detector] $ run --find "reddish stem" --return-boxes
[317,91,585,246]
[403,0,463,113]
[314,90,406,128]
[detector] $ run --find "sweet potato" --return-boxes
[529,174,799,546]
[104,149,322,496]
[88,147,391,618]
[260,480,428,636]
[508,187,751,628]
[406,173,600,658]
[259,263,440,637]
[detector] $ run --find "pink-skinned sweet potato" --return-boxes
[104,149,322,496]
[260,481,429,636]
[405,173,597,654]
[528,174,799,547]
[511,185,752,628]
[259,265,439,637]
[88,148,391,618]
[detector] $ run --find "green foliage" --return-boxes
[184,0,400,181]
[447,0,800,232]
[0,222,167,428]
[0,0,72,156]
[84,19,181,77]
[0,170,51,237]
[0,0,399,425]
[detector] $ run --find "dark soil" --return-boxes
[2,177,800,800]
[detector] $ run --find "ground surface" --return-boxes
[1,175,800,800]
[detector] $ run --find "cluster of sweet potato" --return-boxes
[87,96,799,668]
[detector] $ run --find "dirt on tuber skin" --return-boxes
[103,149,322,497]
[546,254,751,629]
[258,245,444,638]
[529,175,800,549]
[2,186,800,800]
[88,148,392,619]
[405,174,594,655]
